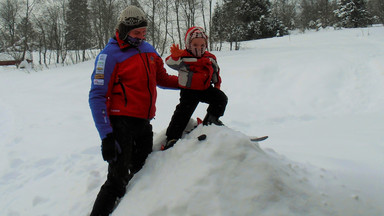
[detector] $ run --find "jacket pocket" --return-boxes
[112,82,128,107]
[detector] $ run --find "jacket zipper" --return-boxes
[136,47,153,119]
[144,53,153,119]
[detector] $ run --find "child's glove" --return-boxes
[170,44,184,58]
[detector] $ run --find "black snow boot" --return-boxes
[203,113,224,126]
[162,139,178,150]
[89,191,117,216]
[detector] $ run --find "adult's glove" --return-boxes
[101,133,122,163]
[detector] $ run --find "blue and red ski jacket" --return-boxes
[89,37,178,140]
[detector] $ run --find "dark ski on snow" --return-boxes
[197,134,268,142]
[250,136,269,142]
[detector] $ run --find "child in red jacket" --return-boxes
[163,26,228,150]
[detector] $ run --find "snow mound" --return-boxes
[113,125,374,216]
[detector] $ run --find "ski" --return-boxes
[161,117,267,151]
[250,136,269,142]
[161,117,204,151]
[196,134,267,142]
[185,117,203,134]
[161,134,207,150]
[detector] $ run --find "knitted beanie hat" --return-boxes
[117,5,147,40]
[185,26,208,51]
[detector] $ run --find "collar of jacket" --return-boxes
[115,31,132,50]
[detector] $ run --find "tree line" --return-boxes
[0,0,382,67]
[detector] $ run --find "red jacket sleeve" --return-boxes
[155,55,179,89]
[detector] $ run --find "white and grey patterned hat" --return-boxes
[117,5,147,40]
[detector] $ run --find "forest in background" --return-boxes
[0,0,382,68]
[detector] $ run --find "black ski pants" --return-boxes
[166,86,228,141]
[90,116,153,216]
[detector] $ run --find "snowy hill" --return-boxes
[115,124,378,216]
[0,26,383,216]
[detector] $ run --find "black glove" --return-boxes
[101,133,121,163]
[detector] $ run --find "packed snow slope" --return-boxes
[0,26,383,216]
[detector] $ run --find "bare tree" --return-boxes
[47,2,67,64]
[140,0,160,47]
[201,0,207,31]
[142,0,173,53]
[18,0,38,61]
[208,0,213,51]
[89,0,118,50]
[33,12,48,66]
[160,0,170,56]
[174,0,183,46]
[0,0,20,51]
[180,0,198,28]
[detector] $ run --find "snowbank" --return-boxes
[114,125,378,216]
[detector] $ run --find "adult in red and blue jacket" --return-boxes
[89,33,177,140]
[88,5,178,216]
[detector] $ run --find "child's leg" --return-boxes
[201,86,228,118]
[166,89,200,141]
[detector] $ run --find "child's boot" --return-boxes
[203,113,224,126]
[163,139,178,150]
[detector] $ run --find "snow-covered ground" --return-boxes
[0,26,383,216]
